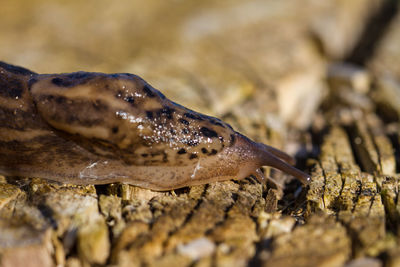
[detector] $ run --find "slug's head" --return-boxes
[221,133,311,185]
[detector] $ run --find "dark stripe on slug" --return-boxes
[124,96,134,104]
[92,100,109,111]
[146,111,153,119]
[229,134,236,146]
[162,151,168,162]
[0,134,94,167]
[0,61,36,76]
[208,118,225,128]
[211,121,224,127]
[28,77,38,88]
[0,107,45,130]
[120,73,136,78]
[157,107,174,120]
[143,84,156,97]
[52,77,69,87]
[157,91,166,99]
[55,96,67,104]
[37,95,108,126]
[200,127,218,138]
[142,84,166,99]
[66,72,90,79]
[189,153,198,159]
[177,148,186,154]
[178,118,189,125]
[151,152,160,157]
[201,148,208,154]
[210,149,218,155]
[51,72,95,87]
[70,116,104,126]
[42,95,109,113]
[6,86,23,99]
[184,112,204,120]
[0,76,24,99]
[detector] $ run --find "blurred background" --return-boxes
[0,0,399,136]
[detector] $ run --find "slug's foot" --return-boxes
[251,168,284,190]
[252,169,290,191]
[253,168,266,183]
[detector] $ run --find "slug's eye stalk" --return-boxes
[259,146,311,185]
[233,133,311,185]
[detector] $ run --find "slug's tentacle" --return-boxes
[260,143,296,165]
[258,144,311,184]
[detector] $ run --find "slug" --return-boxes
[0,61,310,190]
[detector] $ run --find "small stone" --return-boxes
[344,257,382,267]
[177,238,216,260]
[77,219,110,265]
[327,63,371,94]
[264,216,296,238]
[0,227,53,267]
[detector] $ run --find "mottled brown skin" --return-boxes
[0,61,310,190]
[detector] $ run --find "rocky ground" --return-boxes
[1,0,400,266]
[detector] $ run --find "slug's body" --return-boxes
[0,61,310,190]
